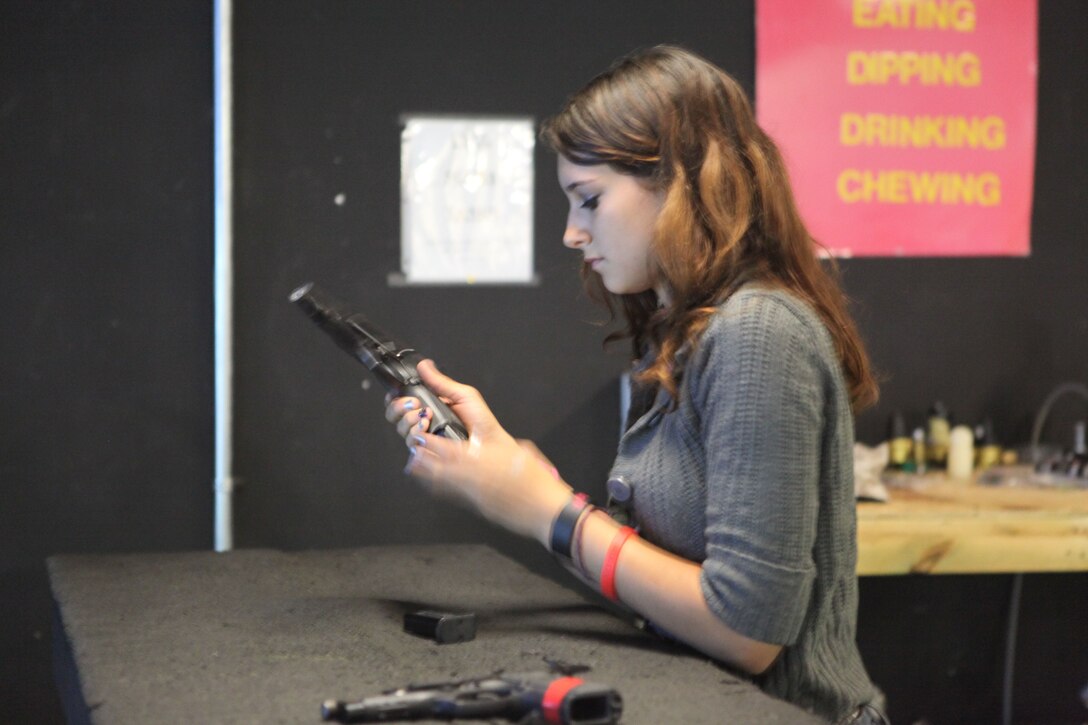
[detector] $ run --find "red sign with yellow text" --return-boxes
[756,0,1037,256]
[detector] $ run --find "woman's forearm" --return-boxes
[572,509,782,675]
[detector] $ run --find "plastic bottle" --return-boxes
[887,411,912,471]
[926,401,951,469]
[948,425,975,481]
[974,418,1002,470]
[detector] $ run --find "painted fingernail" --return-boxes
[411,434,426,447]
[403,400,416,411]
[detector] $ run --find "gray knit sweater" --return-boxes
[608,286,878,722]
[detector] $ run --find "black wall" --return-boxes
[1,3,214,722]
[2,2,1085,723]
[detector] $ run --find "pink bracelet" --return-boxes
[571,506,596,577]
[600,526,638,602]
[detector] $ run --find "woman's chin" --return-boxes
[603,281,652,297]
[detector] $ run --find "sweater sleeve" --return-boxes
[694,293,826,645]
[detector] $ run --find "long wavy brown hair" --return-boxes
[541,45,877,412]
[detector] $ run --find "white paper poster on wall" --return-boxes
[398,116,536,284]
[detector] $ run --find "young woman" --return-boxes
[386,45,888,724]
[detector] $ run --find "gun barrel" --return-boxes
[321,691,440,723]
[290,281,469,440]
[290,283,371,357]
[289,282,345,327]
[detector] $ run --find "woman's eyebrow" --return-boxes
[564,179,596,192]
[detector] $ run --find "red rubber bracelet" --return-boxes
[600,526,637,601]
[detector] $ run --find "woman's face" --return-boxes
[557,156,666,300]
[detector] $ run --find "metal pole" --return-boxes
[213,0,235,551]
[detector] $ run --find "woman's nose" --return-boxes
[563,215,590,249]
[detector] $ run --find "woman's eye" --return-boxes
[580,195,600,210]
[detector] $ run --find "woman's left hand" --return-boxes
[403,360,572,545]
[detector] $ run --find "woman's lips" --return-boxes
[586,257,603,269]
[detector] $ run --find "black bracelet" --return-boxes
[549,494,590,561]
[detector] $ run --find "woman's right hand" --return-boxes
[383,360,506,442]
[384,388,434,440]
[382,360,571,543]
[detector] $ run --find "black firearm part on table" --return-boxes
[321,663,623,724]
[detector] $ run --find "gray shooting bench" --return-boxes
[48,544,821,723]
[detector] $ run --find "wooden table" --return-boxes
[856,478,1088,575]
